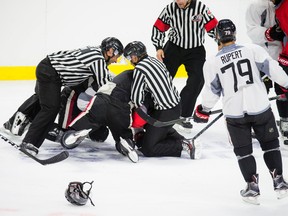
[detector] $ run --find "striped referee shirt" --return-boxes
[151,0,218,50]
[131,56,180,110]
[48,46,112,87]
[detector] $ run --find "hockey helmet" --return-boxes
[101,37,124,56]
[216,19,236,43]
[124,41,147,60]
[65,181,95,206]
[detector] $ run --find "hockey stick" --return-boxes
[136,95,282,128]
[191,112,223,142]
[136,107,222,127]
[188,95,282,144]
[269,94,286,101]
[0,132,69,165]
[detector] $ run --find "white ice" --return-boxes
[0,79,288,216]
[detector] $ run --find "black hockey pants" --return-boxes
[23,57,62,148]
[138,104,184,157]
[163,41,206,118]
[69,93,133,143]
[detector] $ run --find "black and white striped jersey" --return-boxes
[48,46,112,87]
[151,0,218,50]
[131,56,180,110]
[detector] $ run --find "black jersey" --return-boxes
[110,70,134,103]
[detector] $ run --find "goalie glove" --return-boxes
[265,25,285,42]
[193,105,211,123]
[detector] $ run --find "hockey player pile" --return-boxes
[1,0,288,207]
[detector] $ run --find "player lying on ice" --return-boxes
[60,41,202,162]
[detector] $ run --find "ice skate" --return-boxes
[240,174,260,205]
[176,120,193,133]
[61,129,91,149]
[46,126,63,143]
[118,138,139,163]
[182,138,201,159]
[270,170,288,199]
[20,142,39,156]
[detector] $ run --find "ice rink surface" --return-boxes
[0,79,288,216]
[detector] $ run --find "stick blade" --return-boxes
[20,149,69,165]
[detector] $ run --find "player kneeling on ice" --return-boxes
[193,19,288,204]
[60,70,139,163]
[124,41,201,159]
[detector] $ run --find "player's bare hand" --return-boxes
[156,49,165,62]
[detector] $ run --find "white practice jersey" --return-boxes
[202,43,288,118]
[245,0,282,60]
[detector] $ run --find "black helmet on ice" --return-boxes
[124,41,147,60]
[101,37,124,56]
[65,181,95,206]
[216,19,236,43]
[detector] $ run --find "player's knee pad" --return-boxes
[259,139,280,151]
[233,144,253,157]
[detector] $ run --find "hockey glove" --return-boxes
[132,108,147,128]
[279,86,288,101]
[193,105,210,123]
[279,54,288,67]
[265,25,285,42]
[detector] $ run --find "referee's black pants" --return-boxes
[23,57,62,148]
[163,41,206,118]
[139,104,184,157]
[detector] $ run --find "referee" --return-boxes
[151,0,218,132]
[124,41,198,159]
[19,37,123,155]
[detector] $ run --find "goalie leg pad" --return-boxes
[11,112,31,136]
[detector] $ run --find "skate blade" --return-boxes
[242,196,260,205]
[276,189,288,199]
[128,151,139,163]
[193,139,202,160]
[175,125,193,134]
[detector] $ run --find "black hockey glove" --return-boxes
[265,25,285,42]
[193,105,210,123]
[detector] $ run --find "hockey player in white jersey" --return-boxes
[193,19,288,204]
[246,0,288,146]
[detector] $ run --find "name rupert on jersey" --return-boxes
[220,50,242,64]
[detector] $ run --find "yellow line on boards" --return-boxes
[0,65,187,80]
[0,66,37,80]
